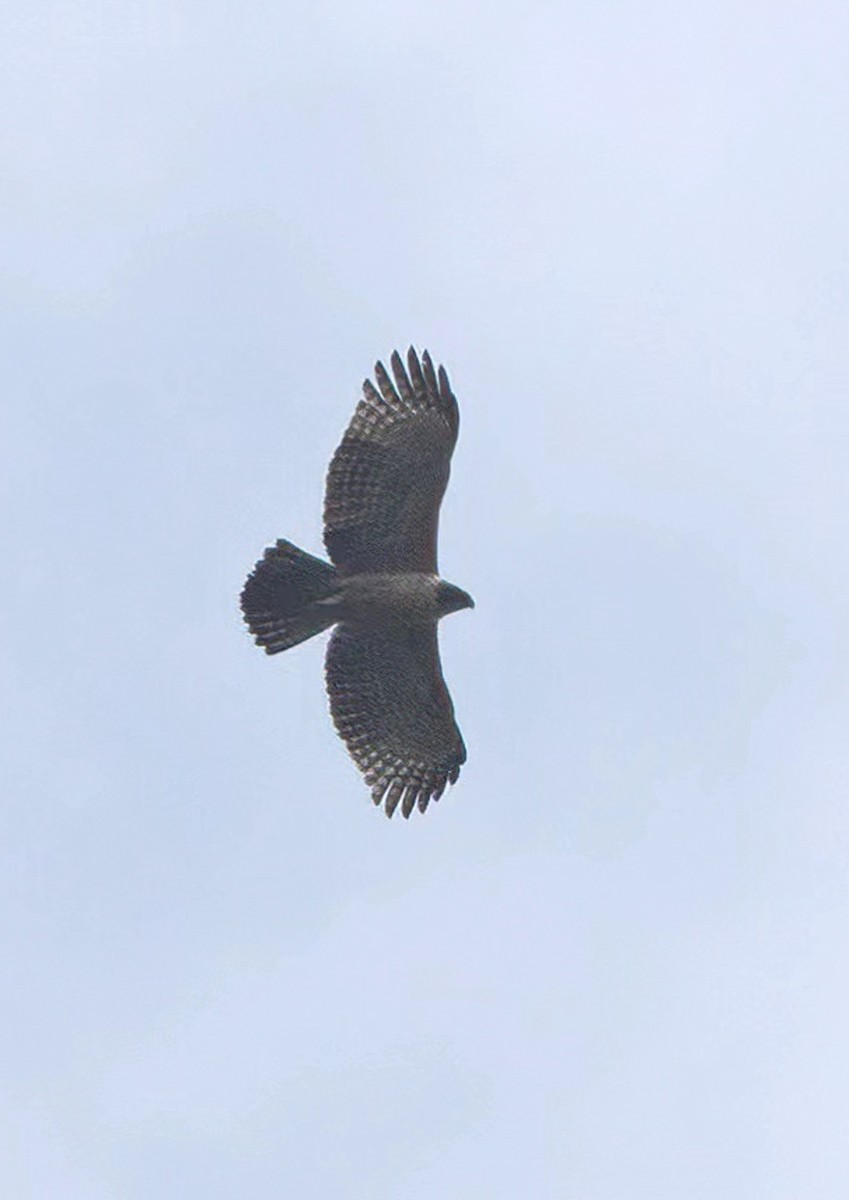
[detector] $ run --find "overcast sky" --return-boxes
[3,2,849,1197]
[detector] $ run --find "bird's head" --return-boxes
[436,579,475,618]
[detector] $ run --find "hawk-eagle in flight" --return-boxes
[241,347,473,819]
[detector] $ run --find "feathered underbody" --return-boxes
[241,347,473,819]
[326,573,473,625]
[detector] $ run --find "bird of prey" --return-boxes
[241,347,473,819]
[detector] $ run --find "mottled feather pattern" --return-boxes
[325,621,466,818]
[323,348,459,574]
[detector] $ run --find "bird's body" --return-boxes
[241,347,472,819]
[327,571,441,624]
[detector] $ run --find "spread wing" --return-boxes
[325,621,466,818]
[323,347,460,574]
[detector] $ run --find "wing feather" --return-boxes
[325,620,466,818]
[323,348,460,574]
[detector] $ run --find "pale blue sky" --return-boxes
[3,3,849,1197]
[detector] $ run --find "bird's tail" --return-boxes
[241,540,340,654]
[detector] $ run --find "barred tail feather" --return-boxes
[241,540,339,654]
